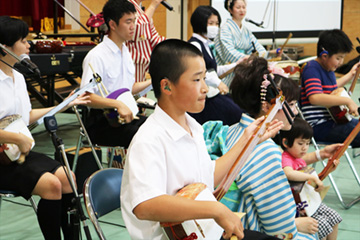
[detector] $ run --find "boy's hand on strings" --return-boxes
[244,116,283,144]
[116,101,134,123]
[347,61,360,79]
[214,203,244,240]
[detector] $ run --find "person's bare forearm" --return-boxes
[133,195,219,222]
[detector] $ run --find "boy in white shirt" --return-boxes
[121,39,283,240]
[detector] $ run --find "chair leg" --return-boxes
[320,152,360,209]
[344,150,360,186]
[108,147,115,168]
[29,196,38,213]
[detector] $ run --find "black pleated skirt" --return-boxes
[0,151,61,200]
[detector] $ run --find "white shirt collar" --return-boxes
[103,35,123,54]
[153,105,202,141]
[192,33,212,47]
[0,69,13,81]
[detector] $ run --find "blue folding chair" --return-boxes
[83,168,124,240]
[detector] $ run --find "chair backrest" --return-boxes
[83,168,123,240]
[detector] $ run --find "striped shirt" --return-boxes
[214,18,267,86]
[301,60,336,127]
[223,114,317,240]
[126,0,165,82]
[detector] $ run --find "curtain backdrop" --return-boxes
[0,0,64,31]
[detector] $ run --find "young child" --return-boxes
[301,29,360,147]
[120,39,283,240]
[281,117,342,240]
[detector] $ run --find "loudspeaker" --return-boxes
[64,147,102,194]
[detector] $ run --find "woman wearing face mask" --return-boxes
[188,5,244,126]
[214,0,281,87]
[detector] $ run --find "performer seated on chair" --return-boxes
[301,29,360,147]
[0,16,89,240]
[213,0,282,87]
[81,0,151,148]
[188,5,244,126]
[120,39,283,240]
[214,56,340,239]
[280,117,342,240]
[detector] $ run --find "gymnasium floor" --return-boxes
[0,83,360,240]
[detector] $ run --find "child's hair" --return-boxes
[149,39,203,99]
[317,29,353,57]
[280,117,313,150]
[190,6,221,35]
[225,0,246,12]
[230,56,300,116]
[103,0,136,28]
[0,16,29,47]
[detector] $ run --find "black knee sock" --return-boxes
[37,198,62,240]
[61,193,80,240]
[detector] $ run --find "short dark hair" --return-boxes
[149,39,203,99]
[0,16,29,47]
[230,56,299,116]
[280,117,313,150]
[103,0,136,28]
[190,6,221,35]
[317,29,353,57]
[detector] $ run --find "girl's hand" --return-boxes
[314,178,324,192]
[17,133,33,155]
[66,91,91,108]
[295,217,319,234]
[320,143,343,159]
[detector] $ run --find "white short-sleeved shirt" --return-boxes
[81,35,136,96]
[0,69,31,125]
[121,105,216,240]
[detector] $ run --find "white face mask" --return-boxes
[206,25,219,40]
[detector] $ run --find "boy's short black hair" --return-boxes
[0,16,29,47]
[230,56,299,116]
[103,0,136,28]
[190,6,221,35]
[149,39,203,99]
[280,117,313,150]
[317,29,353,57]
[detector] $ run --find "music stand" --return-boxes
[44,116,92,240]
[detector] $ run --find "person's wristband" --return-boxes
[315,149,322,161]
[276,47,281,55]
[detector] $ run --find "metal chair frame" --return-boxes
[0,190,38,213]
[83,168,124,240]
[72,106,124,170]
[297,106,360,209]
